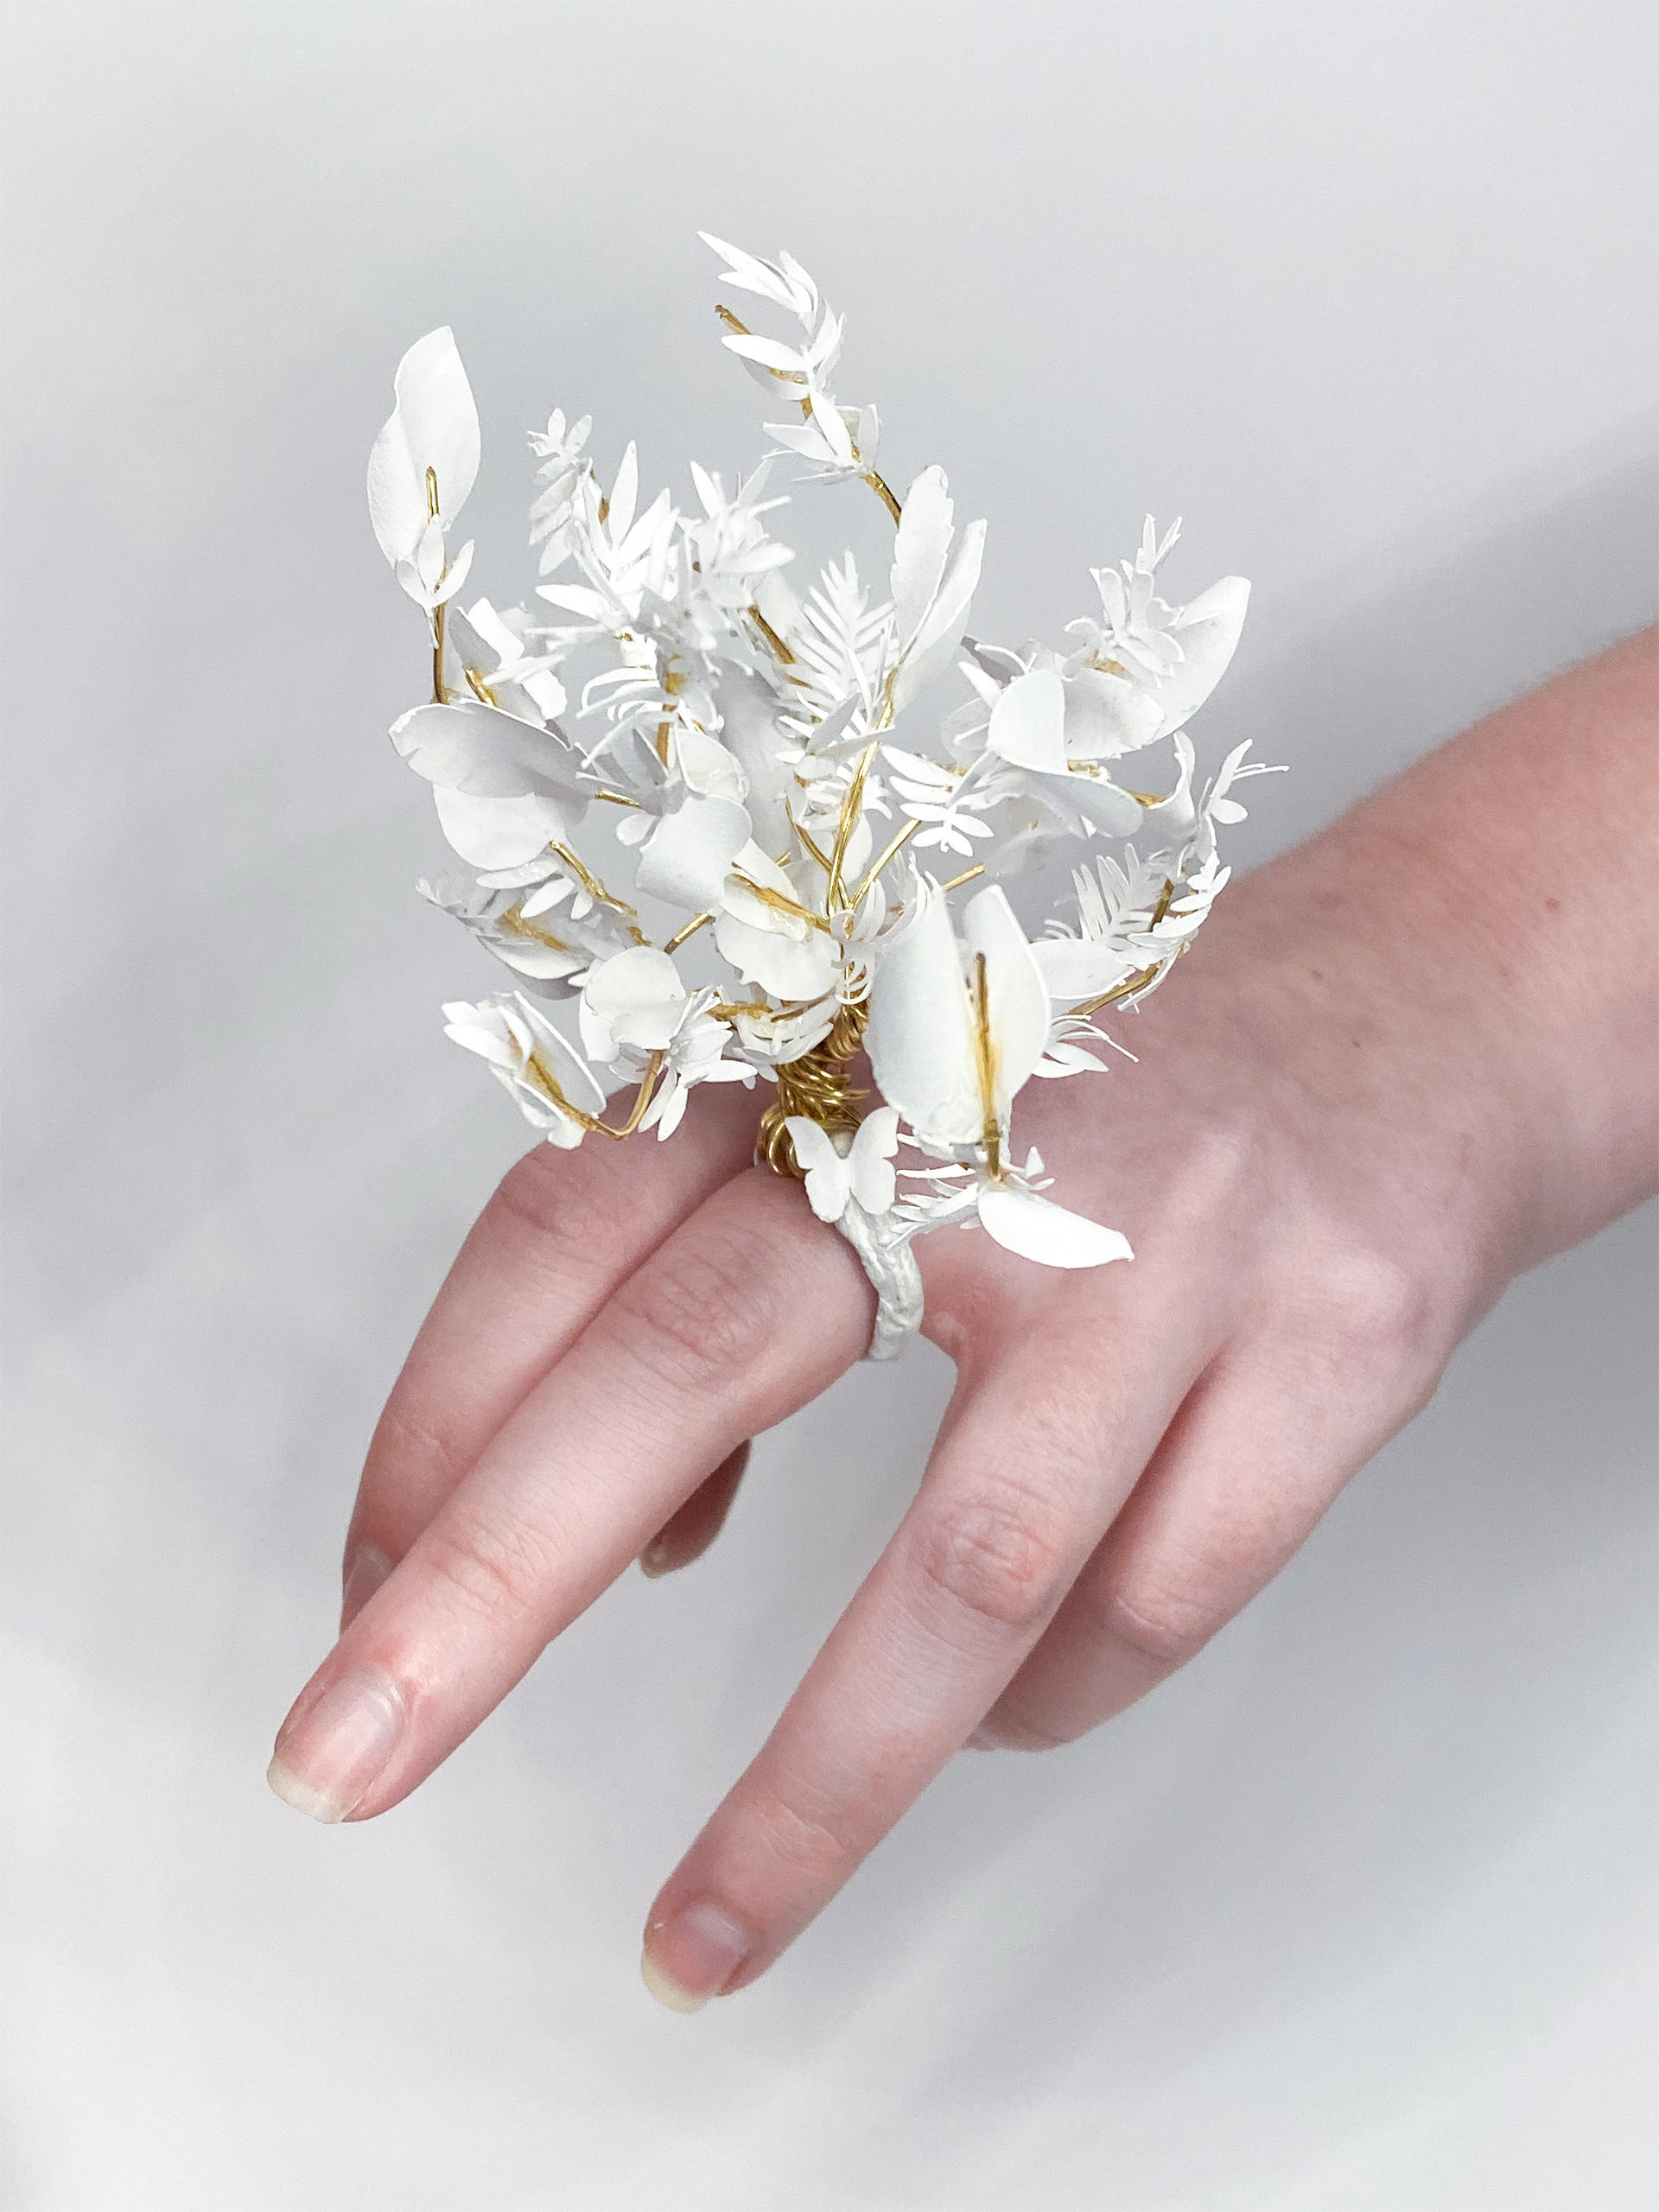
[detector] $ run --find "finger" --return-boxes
[971,1306,1443,1749]
[341,1082,763,1623]
[638,1273,1221,2012]
[270,1167,874,1825]
[639,1441,751,1578]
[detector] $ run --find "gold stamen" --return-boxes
[969,952,1002,1179]
[425,465,446,704]
[730,871,833,931]
[551,842,647,942]
[520,1050,665,1140]
[749,604,798,664]
[938,862,986,893]
[497,906,574,954]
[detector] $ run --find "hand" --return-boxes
[266,635,1657,2010]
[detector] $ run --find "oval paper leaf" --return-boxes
[865,889,982,1147]
[962,885,1052,1121]
[976,1185,1134,1268]
[986,669,1069,773]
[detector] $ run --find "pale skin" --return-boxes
[269,629,1658,2011]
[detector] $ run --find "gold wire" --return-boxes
[969,953,1002,1179]
[425,466,447,704]
[663,910,715,954]
[520,1051,666,1140]
[754,1001,870,1178]
[863,470,903,524]
[749,604,798,664]
[849,817,920,909]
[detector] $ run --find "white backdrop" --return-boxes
[3,4,1656,2207]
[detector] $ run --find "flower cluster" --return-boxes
[368,235,1276,1297]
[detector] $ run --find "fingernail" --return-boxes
[640,1902,753,2014]
[267,1664,404,1823]
[340,1541,391,1628]
[639,1541,675,1580]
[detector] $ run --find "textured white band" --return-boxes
[833,1198,925,1361]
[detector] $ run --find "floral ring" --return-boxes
[367,236,1276,1355]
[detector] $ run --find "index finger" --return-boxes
[342,1082,763,1610]
[267,1167,874,1823]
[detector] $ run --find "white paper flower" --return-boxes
[441,993,604,1147]
[368,328,480,611]
[784,1108,900,1223]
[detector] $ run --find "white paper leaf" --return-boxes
[986,669,1069,773]
[391,699,584,801]
[635,794,752,909]
[432,786,577,869]
[864,889,982,1147]
[890,467,955,646]
[1030,937,1135,1001]
[368,327,480,566]
[1156,577,1250,734]
[714,910,836,1000]
[889,518,987,714]
[976,1185,1134,1268]
[962,885,1052,1121]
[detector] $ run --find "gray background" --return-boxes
[3,3,1656,2206]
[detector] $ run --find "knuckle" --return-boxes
[1087,1569,1217,1669]
[603,1216,791,1399]
[365,1396,465,1497]
[1164,1113,1260,1222]
[489,1141,636,1278]
[418,1508,560,1630]
[913,1479,1075,1634]
[745,1780,857,1881]
[1317,1247,1437,1373]
[975,1710,1083,1754]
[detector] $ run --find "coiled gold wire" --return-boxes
[756,1000,870,1178]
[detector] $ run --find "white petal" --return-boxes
[714,911,836,1000]
[1054,772,1145,839]
[889,466,954,646]
[986,668,1069,773]
[717,666,793,849]
[391,698,584,801]
[784,1116,849,1221]
[1061,665,1165,760]
[847,1105,899,1214]
[889,518,986,713]
[864,888,982,1147]
[367,407,423,566]
[1157,577,1249,733]
[635,794,753,908]
[432,786,576,868]
[394,327,479,524]
[962,885,1051,1120]
[1030,938,1134,1001]
[516,997,607,1115]
[976,1185,1134,1268]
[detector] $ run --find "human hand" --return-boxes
[266,635,1657,2011]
